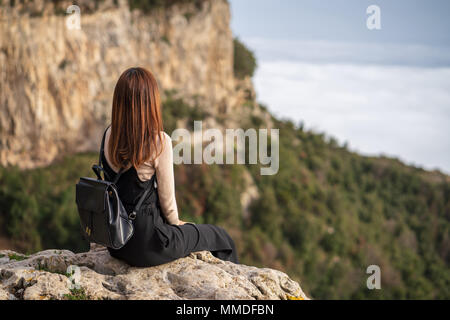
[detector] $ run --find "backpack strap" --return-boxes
[97,125,154,220]
[92,125,113,181]
[99,124,111,166]
[128,174,156,220]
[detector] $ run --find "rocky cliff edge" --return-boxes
[0,244,308,300]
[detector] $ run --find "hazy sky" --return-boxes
[229,0,450,173]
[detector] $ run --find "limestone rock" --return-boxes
[0,245,308,300]
[0,0,239,168]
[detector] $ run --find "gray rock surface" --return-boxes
[0,244,308,300]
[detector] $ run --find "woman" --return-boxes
[101,67,238,267]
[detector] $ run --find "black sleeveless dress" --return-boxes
[101,142,239,267]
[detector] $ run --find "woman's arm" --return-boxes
[154,132,180,225]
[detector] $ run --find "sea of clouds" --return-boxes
[246,38,450,173]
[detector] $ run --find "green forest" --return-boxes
[0,38,449,300]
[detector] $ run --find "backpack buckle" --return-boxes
[129,211,137,220]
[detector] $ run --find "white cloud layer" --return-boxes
[253,61,450,173]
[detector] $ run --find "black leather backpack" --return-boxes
[75,126,150,249]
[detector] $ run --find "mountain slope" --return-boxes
[0,0,448,300]
[1,96,448,299]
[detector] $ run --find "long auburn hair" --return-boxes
[108,67,164,169]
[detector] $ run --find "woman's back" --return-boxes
[104,126,179,224]
[103,67,238,267]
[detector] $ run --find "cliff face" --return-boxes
[0,0,239,168]
[0,245,308,300]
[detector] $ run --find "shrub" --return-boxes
[233,38,257,79]
[128,0,206,13]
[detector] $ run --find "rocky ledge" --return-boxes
[0,245,308,300]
